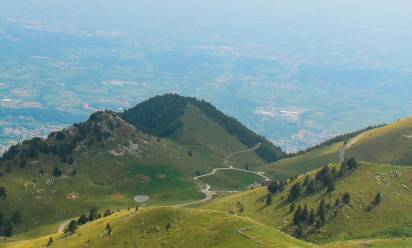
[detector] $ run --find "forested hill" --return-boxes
[121,94,286,163]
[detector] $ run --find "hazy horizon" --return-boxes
[1,0,412,152]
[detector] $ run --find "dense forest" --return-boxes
[122,94,286,162]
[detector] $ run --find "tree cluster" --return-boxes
[267,180,286,194]
[0,210,22,237]
[288,158,359,203]
[69,207,113,233]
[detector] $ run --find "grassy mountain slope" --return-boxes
[0,94,282,237]
[347,117,412,165]
[201,163,412,243]
[0,111,213,235]
[322,238,412,248]
[2,207,315,248]
[264,142,343,180]
[169,103,266,170]
[199,170,265,191]
[122,94,286,163]
[264,117,412,181]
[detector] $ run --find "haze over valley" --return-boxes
[1,0,412,153]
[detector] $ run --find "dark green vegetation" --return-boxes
[122,94,286,163]
[0,94,280,237]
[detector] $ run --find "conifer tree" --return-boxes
[266,193,272,206]
[293,205,302,225]
[342,193,351,205]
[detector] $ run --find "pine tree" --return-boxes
[308,209,315,225]
[66,220,78,234]
[331,167,338,178]
[338,162,347,177]
[290,203,295,212]
[104,209,112,217]
[11,211,21,225]
[374,192,383,205]
[266,193,272,206]
[88,207,98,221]
[303,175,310,186]
[293,205,302,225]
[301,204,309,222]
[335,198,341,208]
[52,166,62,177]
[347,157,358,170]
[342,192,351,205]
[294,224,304,238]
[78,214,88,225]
[106,223,112,235]
[318,199,327,226]
[327,181,336,193]
[306,179,316,194]
[47,237,53,247]
[3,221,13,237]
[288,183,303,202]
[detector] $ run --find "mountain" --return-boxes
[121,94,286,163]
[2,207,314,248]
[0,94,279,236]
[202,161,412,244]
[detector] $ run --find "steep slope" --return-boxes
[0,111,208,236]
[2,207,315,248]
[346,117,412,165]
[322,238,412,248]
[263,125,384,180]
[121,94,286,163]
[0,94,282,237]
[201,163,412,243]
[264,142,343,180]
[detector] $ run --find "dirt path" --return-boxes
[339,132,367,163]
[223,143,261,166]
[57,144,266,228]
[178,143,269,207]
[194,167,270,181]
[175,184,217,207]
[57,220,71,233]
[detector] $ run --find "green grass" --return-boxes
[199,170,265,191]
[263,142,343,180]
[172,104,267,169]
[201,163,412,243]
[2,207,315,248]
[322,238,412,248]
[347,117,412,165]
[0,109,269,237]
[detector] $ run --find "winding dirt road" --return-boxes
[57,143,267,230]
[178,143,269,207]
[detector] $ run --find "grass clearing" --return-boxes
[199,169,265,191]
